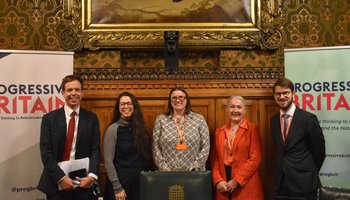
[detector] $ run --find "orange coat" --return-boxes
[212,118,264,200]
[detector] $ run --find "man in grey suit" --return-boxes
[38,75,100,200]
[271,78,325,200]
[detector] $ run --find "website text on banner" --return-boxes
[0,50,73,199]
[285,46,350,188]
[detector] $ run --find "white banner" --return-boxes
[285,46,350,188]
[0,50,73,199]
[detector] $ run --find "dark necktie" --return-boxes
[61,111,76,161]
[282,113,289,139]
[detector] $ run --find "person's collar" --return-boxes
[167,111,192,119]
[118,117,130,126]
[280,103,296,116]
[64,105,80,116]
[224,118,248,130]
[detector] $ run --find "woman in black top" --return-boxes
[103,92,153,200]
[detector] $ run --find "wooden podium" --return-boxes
[140,171,213,200]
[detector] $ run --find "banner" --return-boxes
[285,46,350,188]
[0,50,73,199]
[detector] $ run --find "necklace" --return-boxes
[228,124,239,140]
[176,117,182,123]
[173,114,184,123]
[230,125,238,132]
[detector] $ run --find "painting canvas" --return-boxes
[59,0,283,50]
[91,0,251,24]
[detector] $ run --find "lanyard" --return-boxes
[174,116,186,143]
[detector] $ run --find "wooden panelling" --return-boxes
[259,99,280,200]
[190,99,216,134]
[85,100,115,153]
[138,100,168,135]
[80,80,279,199]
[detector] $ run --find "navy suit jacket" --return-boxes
[270,107,325,194]
[38,107,101,195]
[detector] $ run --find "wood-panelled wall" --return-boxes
[80,80,279,199]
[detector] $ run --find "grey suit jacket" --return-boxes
[38,107,101,195]
[270,107,325,194]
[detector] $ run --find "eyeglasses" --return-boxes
[119,102,133,107]
[274,91,291,97]
[171,96,186,101]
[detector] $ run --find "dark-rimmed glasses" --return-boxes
[274,91,291,97]
[171,96,186,101]
[120,102,133,107]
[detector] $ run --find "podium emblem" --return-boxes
[168,185,184,200]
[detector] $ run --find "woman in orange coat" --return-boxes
[212,96,264,200]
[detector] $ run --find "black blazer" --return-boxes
[37,107,101,195]
[270,107,325,194]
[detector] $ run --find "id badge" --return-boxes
[176,143,187,150]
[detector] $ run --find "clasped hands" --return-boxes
[216,179,238,194]
[59,176,95,191]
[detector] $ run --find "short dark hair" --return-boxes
[272,78,294,93]
[165,86,192,116]
[61,75,84,91]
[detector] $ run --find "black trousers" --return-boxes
[225,166,232,200]
[275,174,317,200]
[104,168,141,200]
[47,187,95,200]
[275,193,317,200]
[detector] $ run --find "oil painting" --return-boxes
[59,0,283,50]
[91,0,251,24]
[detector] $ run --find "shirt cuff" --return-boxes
[88,173,98,181]
[58,175,67,184]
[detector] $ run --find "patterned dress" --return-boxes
[152,111,210,171]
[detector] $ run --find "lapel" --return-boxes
[232,119,248,154]
[76,108,85,144]
[57,107,68,151]
[273,114,284,146]
[218,128,226,157]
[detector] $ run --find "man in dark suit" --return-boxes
[38,75,101,200]
[270,78,325,200]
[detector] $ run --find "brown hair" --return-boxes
[61,75,84,92]
[165,86,192,116]
[272,78,294,93]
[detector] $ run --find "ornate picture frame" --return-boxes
[60,0,282,51]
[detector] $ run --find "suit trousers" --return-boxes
[276,173,317,200]
[46,187,95,200]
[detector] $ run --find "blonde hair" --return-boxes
[227,96,246,107]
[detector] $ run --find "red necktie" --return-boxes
[61,111,76,161]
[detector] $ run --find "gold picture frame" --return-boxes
[60,0,282,51]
